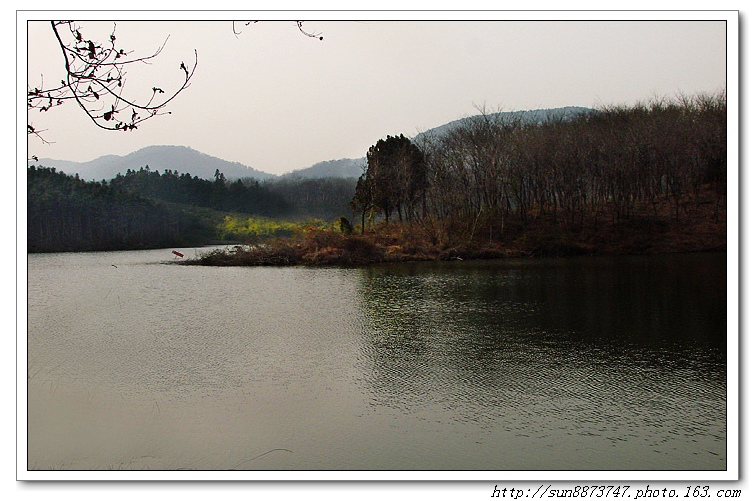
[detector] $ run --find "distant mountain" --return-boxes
[29,145,275,182]
[281,158,365,180]
[28,107,594,183]
[415,106,594,141]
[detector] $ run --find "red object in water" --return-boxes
[172,250,184,258]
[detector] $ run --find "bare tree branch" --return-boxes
[296,21,324,41]
[28,20,323,147]
[232,20,324,41]
[233,20,258,38]
[28,21,197,141]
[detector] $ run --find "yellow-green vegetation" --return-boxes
[216,215,337,243]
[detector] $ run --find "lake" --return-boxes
[25,248,727,474]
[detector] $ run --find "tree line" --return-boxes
[352,92,726,248]
[29,91,725,256]
[28,166,200,252]
[28,165,357,252]
[105,166,357,220]
[109,167,289,216]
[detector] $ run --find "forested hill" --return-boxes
[29,108,587,184]
[28,166,201,252]
[30,145,275,182]
[28,97,726,257]
[107,167,355,221]
[27,165,357,252]
[415,106,593,142]
[279,158,364,179]
[109,167,288,216]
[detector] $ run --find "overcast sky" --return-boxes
[24,12,729,176]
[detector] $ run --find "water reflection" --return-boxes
[353,254,726,469]
[27,249,727,471]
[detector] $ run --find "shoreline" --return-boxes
[184,216,726,267]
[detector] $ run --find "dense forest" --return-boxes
[27,165,356,252]
[27,166,201,252]
[353,93,726,245]
[109,167,288,216]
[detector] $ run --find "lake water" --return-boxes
[25,248,727,474]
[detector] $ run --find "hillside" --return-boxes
[415,106,594,141]
[30,145,275,182]
[280,158,364,179]
[191,95,726,267]
[27,107,593,183]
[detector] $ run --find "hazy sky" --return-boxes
[24,13,729,175]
